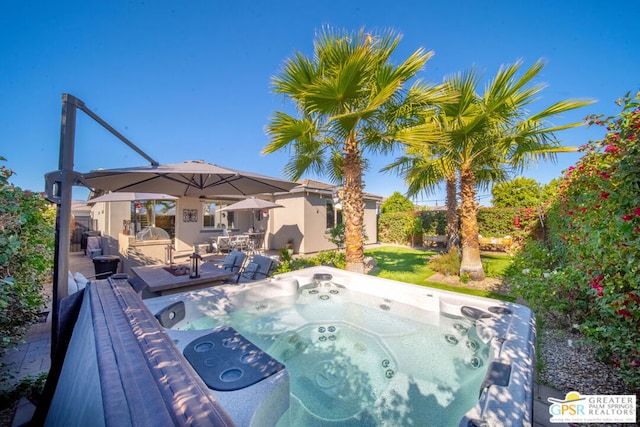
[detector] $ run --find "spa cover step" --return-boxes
[183,326,285,391]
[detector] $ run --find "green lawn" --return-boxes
[364,245,515,302]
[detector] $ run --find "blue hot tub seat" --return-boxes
[183,326,285,392]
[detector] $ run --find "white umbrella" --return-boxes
[88,192,178,203]
[219,197,283,231]
[82,160,298,197]
[218,197,283,212]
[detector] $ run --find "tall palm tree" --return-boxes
[393,60,594,280]
[263,27,437,272]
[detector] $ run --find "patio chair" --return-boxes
[236,255,276,283]
[220,250,247,274]
[214,235,233,253]
[247,233,265,255]
[230,235,249,251]
[85,236,102,258]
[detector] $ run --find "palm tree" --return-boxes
[393,60,594,280]
[383,128,461,251]
[263,27,437,272]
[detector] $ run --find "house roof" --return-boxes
[71,200,92,215]
[291,178,383,201]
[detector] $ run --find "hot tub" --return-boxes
[145,266,536,426]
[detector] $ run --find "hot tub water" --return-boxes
[181,275,492,426]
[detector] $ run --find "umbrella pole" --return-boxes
[51,94,77,356]
[46,93,162,367]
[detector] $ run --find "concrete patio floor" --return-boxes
[1,251,568,426]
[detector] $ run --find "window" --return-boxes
[202,201,235,229]
[326,200,343,230]
[326,200,334,229]
[202,202,217,228]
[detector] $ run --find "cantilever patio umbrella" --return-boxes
[82,160,298,197]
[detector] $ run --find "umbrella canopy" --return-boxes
[88,192,178,203]
[218,197,283,212]
[82,160,298,197]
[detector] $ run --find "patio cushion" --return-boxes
[74,272,89,290]
[237,256,275,283]
[222,250,246,273]
[239,263,259,280]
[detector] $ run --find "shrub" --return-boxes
[380,192,414,213]
[427,247,461,276]
[274,250,346,274]
[379,208,529,247]
[0,159,55,359]
[418,210,447,235]
[506,92,640,389]
[325,223,345,249]
[378,211,417,244]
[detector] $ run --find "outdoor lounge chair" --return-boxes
[220,250,247,274]
[236,255,276,283]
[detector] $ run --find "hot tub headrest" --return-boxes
[183,326,285,391]
[155,301,186,328]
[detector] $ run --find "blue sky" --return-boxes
[2,0,638,205]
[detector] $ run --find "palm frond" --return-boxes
[272,52,317,97]
[263,112,316,154]
[528,98,596,122]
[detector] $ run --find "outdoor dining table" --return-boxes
[131,262,235,295]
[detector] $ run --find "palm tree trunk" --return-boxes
[459,167,485,280]
[343,135,365,273]
[445,175,458,251]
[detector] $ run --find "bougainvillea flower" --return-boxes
[633,207,640,217]
[590,284,604,297]
[604,145,620,153]
[616,308,633,319]
[600,192,610,199]
[624,292,640,304]
[622,214,633,221]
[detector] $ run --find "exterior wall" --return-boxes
[174,198,200,252]
[91,201,130,256]
[301,193,335,253]
[269,194,305,252]
[271,191,380,255]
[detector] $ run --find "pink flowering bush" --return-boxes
[506,92,640,389]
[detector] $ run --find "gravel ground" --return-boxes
[538,325,638,427]
[538,327,629,395]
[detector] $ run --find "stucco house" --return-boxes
[269,179,382,254]
[89,179,382,274]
